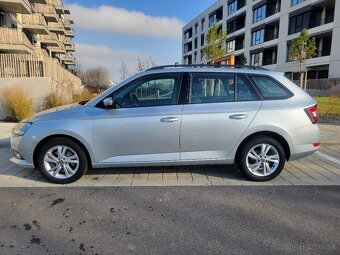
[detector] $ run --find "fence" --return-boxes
[0,50,81,87]
[292,78,340,124]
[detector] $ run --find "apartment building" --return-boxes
[182,0,340,79]
[0,0,80,118]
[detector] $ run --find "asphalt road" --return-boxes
[0,186,339,255]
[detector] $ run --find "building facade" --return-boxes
[0,0,80,118]
[182,0,340,79]
[0,0,79,82]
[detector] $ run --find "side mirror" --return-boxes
[103,97,115,109]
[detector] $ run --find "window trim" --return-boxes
[246,74,294,100]
[96,72,184,109]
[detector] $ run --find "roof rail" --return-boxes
[147,64,267,71]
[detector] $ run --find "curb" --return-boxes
[0,142,10,148]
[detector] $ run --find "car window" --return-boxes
[249,75,291,100]
[115,74,181,108]
[189,73,235,104]
[236,75,258,101]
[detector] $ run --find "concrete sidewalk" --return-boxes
[0,123,15,148]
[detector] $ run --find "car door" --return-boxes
[92,73,183,165]
[180,72,262,161]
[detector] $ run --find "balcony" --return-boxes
[64,28,74,38]
[48,21,65,34]
[65,42,75,52]
[34,3,58,22]
[0,27,33,53]
[0,0,31,14]
[36,33,59,46]
[46,0,63,14]
[21,13,49,35]
[28,0,47,3]
[48,44,66,54]
[63,19,73,30]
[62,54,75,65]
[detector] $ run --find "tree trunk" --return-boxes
[299,62,303,88]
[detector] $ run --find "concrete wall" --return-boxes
[0,77,54,119]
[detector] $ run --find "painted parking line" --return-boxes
[315,151,340,166]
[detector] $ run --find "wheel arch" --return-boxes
[33,135,92,168]
[235,131,291,161]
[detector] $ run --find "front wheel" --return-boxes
[237,136,286,181]
[37,138,88,184]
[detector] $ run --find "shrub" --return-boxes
[72,88,95,103]
[3,87,34,121]
[44,90,66,109]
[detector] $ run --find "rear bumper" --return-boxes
[287,124,320,160]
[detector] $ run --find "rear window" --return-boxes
[249,75,292,100]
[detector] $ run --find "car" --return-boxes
[11,65,320,184]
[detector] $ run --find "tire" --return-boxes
[237,136,286,182]
[37,137,88,184]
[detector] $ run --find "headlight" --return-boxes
[12,122,32,136]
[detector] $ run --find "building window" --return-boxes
[201,18,205,31]
[0,13,4,27]
[251,53,261,66]
[194,38,198,49]
[200,50,204,61]
[194,23,198,35]
[291,0,305,6]
[228,1,237,15]
[251,29,265,46]
[184,28,193,41]
[253,5,266,23]
[226,40,235,52]
[194,52,198,63]
[209,15,216,27]
[289,12,309,34]
[201,34,205,46]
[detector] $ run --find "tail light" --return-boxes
[305,105,318,124]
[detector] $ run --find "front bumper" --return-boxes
[11,133,37,168]
[10,156,35,168]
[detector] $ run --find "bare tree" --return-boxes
[119,61,129,81]
[136,57,157,73]
[77,66,110,90]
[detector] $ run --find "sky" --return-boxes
[64,0,217,82]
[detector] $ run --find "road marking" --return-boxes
[315,151,340,166]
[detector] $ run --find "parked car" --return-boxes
[11,65,320,184]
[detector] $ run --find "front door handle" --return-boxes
[160,117,179,123]
[229,114,248,120]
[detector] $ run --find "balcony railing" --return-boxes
[37,33,58,42]
[34,3,56,15]
[22,13,47,26]
[0,50,80,86]
[0,0,31,14]
[0,27,33,49]
[64,28,74,37]
[48,21,64,29]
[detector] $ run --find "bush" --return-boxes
[44,90,66,109]
[72,89,95,103]
[3,87,34,121]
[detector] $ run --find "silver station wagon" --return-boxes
[11,65,320,184]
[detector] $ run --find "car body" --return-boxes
[11,66,320,183]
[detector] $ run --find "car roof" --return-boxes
[141,65,284,77]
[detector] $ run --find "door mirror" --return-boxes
[103,97,115,109]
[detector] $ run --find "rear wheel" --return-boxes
[237,136,286,181]
[37,138,88,184]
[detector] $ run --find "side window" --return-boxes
[236,75,258,101]
[189,73,235,104]
[115,74,181,108]
[249,75,291,100]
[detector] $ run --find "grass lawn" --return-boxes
[314,96,340,115]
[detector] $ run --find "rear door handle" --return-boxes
[160,117,179,123]
[229,114,248,120]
